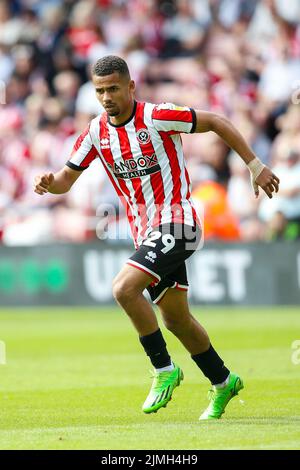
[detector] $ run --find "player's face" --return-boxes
[92,72,135,118]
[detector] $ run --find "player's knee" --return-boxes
[112,277,137,306]
[163,314,192,334]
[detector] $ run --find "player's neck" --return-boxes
[108,100,136,127]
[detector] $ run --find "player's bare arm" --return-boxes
[34,166,81,195]
[194,110,280,199]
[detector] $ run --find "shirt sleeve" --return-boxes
[66,125,98,171]
[151,103,197,134]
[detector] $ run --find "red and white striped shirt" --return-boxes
[67,101,200,247]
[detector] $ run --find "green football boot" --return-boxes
[142,363,184,414]
[199,373,244,420]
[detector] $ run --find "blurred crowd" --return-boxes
[0,0,300,245]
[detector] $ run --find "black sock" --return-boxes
[192,344,230,385]
[139,329,172,369]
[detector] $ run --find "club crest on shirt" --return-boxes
[136,128,150,145]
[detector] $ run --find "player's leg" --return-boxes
[157,288,210,354]
[158,288,230,379]
[112,263,159,336]
[157,288,244,420]
[112,264,183,413]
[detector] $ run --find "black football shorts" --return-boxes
[126,223,202,304]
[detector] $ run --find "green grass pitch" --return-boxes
[0,306,299,450]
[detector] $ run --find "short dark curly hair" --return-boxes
[92,55,130,79]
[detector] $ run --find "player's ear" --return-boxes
[129,80,135,93]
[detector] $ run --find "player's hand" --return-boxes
[254,167,280,199]
[34,173,54,195]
